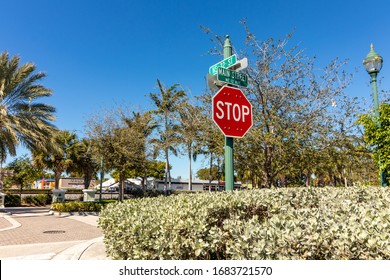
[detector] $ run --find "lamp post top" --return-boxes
[363,43,383,74]
[223,35,232,59]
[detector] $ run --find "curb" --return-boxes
[52,211,100,217]
[52,236,104,260]
[0,214,22,232]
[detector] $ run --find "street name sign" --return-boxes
[212,85,253,138]
[209,54,237,75]
[217,67,248,87]
[228,57,248,72]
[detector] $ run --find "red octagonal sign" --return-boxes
[212,85,253,138]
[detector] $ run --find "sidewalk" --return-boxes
[0,208,110,260]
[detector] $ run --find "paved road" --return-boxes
[0,215,102,246]
[0,210,110,260]
[0,217,12,230]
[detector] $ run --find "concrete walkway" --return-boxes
[0,208,110,260]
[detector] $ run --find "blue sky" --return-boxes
[1,0,390,179]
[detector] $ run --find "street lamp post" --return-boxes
[363,44,388,187]
[99,157,104,202]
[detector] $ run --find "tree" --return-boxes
[358,103,390,184]
[196,166,219,181]
[33,130,78,189]
[122,111,158,188]
[197,93,224,186]
[202,23,364,188]
[176,100,203,190]
[149,79,186,190]
[6,155,42,196]
[110,159,166,182]
[0,51,56,160]
[68,138,99,189]
[87,108,146,201]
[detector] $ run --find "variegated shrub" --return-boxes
[98,187,390,260]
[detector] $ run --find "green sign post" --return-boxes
[209,54,237,75]
[217,67,248,87]
[223,36,234,192]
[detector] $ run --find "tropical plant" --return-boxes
[196,166,220,181]
[0,51,56,160]
[196,86,227,186]
[122,111,158,188]
[358,103,390,184]
[176,100,203,190]
[68,138,99,189]
[32,130,78,189]
[149,79,186,190]
[5,155,42,196]
[87,108,146,201]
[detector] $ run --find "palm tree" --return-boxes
[177,101,203,190]
[33,130,77,189]
[0,52,56,159]
[68,138,99,189]
[149,79,186,190]
[123,111,158,188]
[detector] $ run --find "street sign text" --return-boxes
[209,54,237,75]
[212,85,253,138]
[217,67,248,87]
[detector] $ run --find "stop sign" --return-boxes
[212,85,253,138]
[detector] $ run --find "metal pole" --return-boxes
[370,72,380,120]
[99,157,104,202]
[224,35,234,191]
[370,73,388,187]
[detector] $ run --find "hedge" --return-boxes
[98,187,390,260]
[7,189,83,195]
[51,200,116,213]
[22,194,52,206]
[4,194,21,207]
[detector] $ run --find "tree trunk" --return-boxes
[188,145,192,191]
[343,168,348,187]
[164,148,169,192]
[280,174,286,188]
[54,171,61,190]
[142,173,146,189]
[318,174,325,187]
[305,170,311,187]
[84,174,91,189]
[141,162,146,189]
[264,144,273,188]
[118,173,124,202]
[251,175,256,189]
[327,170,334,186]
[164,149,169,192]
[209,153,213,191]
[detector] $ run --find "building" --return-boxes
[35,178,55,189]
[98,177,242,192]
[153,178,242,191]
[34,178,96,190]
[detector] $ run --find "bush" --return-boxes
[4,194,21,207]
[98,187,390,260]
[51,200,115,213]
[124,188,174,198]
[22,194,51,206]
[8,189,51,195]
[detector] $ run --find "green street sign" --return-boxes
[217,67,248,87]
[209,54,237,75]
